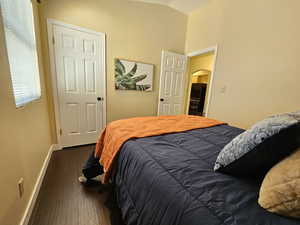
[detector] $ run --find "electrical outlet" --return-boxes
[18,178,24,198]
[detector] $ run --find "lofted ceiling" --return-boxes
[130,0,207,14]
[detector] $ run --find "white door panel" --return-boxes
[86,103,97,133]
[158,51,187,116]
[53,24,105,147]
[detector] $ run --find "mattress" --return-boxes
[114,124,300,225]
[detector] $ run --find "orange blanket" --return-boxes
[95,115,226,183]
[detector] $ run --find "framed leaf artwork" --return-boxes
[115,59,154,91]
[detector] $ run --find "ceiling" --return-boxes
[130,0,207,14]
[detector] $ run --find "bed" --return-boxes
[113,124,300,225]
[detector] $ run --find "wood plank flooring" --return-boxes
[28,145,111,225]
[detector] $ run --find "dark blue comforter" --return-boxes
[114,125,300,225]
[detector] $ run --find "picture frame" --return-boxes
[115,58,154,91]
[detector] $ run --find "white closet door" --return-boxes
[52,23,105,147]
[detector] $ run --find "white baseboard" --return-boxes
[52,144,63,151]
[19,144,55,225]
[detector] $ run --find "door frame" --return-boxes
[47,19,107,148]
[186,45,218,117]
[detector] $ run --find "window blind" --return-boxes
[0,0,41,107]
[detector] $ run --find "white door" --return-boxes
[158,51,187,115]
[52,23,106,147]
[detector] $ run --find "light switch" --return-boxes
[220,85,227,94]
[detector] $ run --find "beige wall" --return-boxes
[0,2,52,225]
[192,75,209,84]
[38,0,187,142]
[189,53,214,74]
[186,0,300,128]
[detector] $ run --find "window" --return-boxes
[0,0,41,107]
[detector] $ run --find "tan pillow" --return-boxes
[258,147,300,218]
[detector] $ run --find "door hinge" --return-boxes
[52,36,55,45]
[59,128,62,136]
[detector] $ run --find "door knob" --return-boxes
[160,98,164,102]
[97,97,103,101]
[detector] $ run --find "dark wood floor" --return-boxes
[28,145,111,225]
